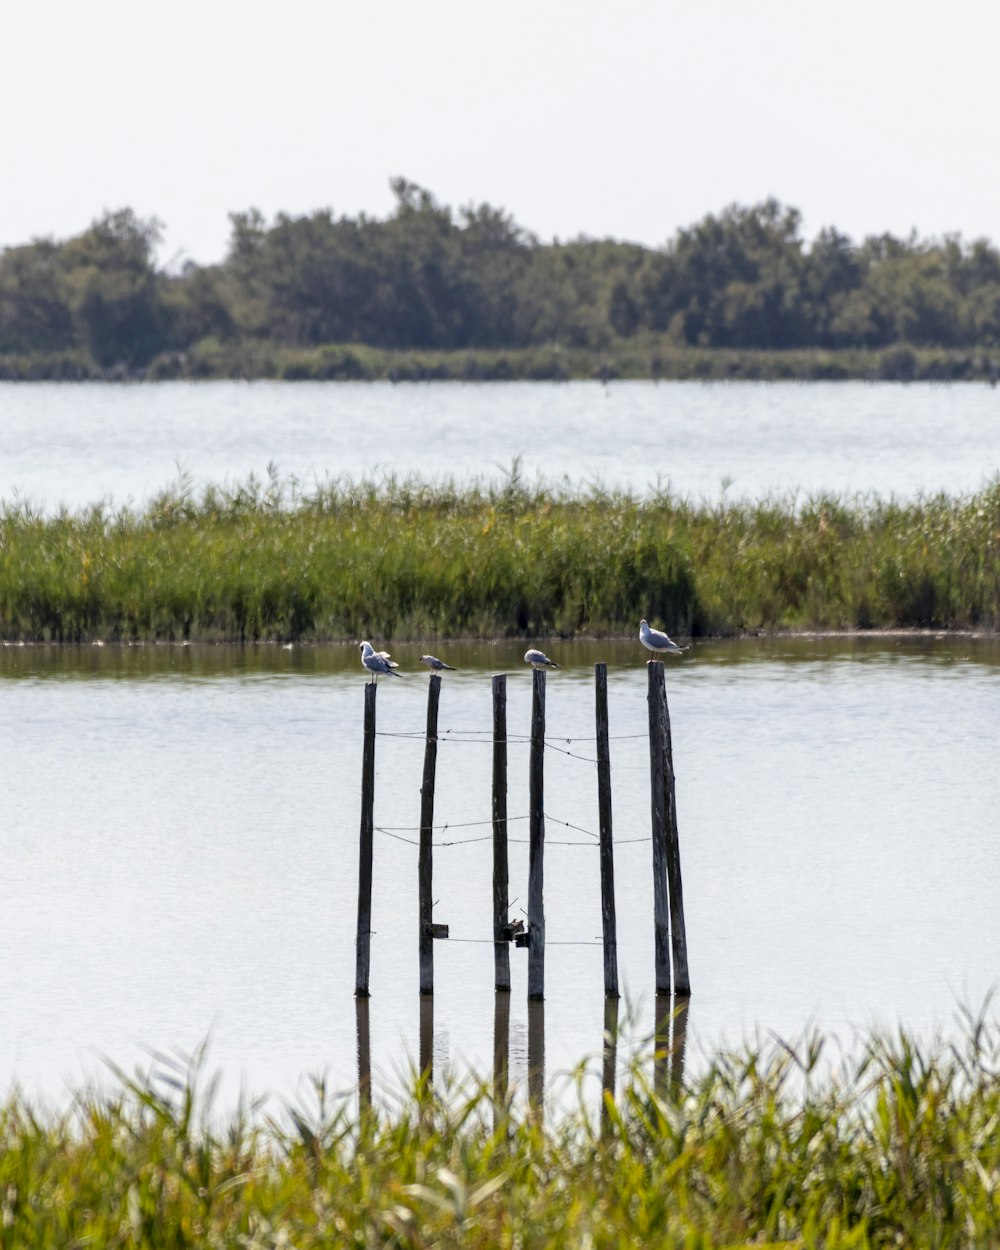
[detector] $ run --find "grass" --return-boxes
[2,340,998,383]
[2,467,1000,642]
[4,1016,1000,1246]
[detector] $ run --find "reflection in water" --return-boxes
[493,990,510,1114]
[528,1000,545,1114]
[601,997,619,1137]
[419,996,434,1082]
[6,633,1000,684]
[355,997,371,1111]
[355,989,691,1119]
[654,994,689,1094]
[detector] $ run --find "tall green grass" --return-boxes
[2,467,1000,641]
[4,340,995,382]
[4,1017,1000,1246]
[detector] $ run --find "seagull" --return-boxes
[524,648,559,669]
[360,640,402,682]
[639,619,687,661]
[419,654,455,672]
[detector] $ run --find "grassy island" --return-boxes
[2,473,999,643]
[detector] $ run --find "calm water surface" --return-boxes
[2,380,1000,510]
[2,637,998,1107]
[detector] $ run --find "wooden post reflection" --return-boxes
[654,994,690,1095]
[355,996,371,1110]
[671,995,690,1089]
[419,994,434,1084]
[527,998,545,1114]
[601,996,620,1136]
[493,989,510,1122]
[654,993,672,1095]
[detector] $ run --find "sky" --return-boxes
[4,0,1000,268]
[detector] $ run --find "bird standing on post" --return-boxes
[360,640,402,682]
[524,648,559,670]
[419,654,455,673]
[639,619,687,661]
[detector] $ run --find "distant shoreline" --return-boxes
[2,342,998,384]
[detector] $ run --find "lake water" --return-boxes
[2,379,1000,511]
[2,637,999,1110]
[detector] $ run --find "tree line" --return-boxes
[2,178,1000,373]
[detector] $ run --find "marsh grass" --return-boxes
[4,341,994,383]
[4,1016,1000,1246]
[3,467,1000,641]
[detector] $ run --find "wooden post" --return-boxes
[492,674,511,991]
[661,676,691,997]
[528,668,546,1000]
[595,663,619,998]
[355,681,377,997]
[647,664,672,995]
[419,674,442,995]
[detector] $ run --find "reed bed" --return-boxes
[2,468,1000,641]
[4,1017,1000,1246]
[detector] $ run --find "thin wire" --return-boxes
[546,815,599,840]
[543,740,600,764]
[375,827,612,849]
[375,728,649,744]
[376,814,529,832]
[439,936,603,947]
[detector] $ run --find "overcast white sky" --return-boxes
[4,0,999,267]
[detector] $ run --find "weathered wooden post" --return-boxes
[528,668,546,1000]
[492,674,511,991]
[661,674,691,997]
[647,665,672,996]
[355,682,377,997]
[595,663,619,998]
[419,674,442,994]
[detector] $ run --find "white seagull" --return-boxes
[360,640,402,682]
[639,619,687,660]
[419,654,455,672]
[524,648,559,670]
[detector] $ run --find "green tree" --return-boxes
[61,210,166,366]
[0,239,75,353]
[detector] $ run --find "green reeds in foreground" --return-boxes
[4,1016,1000,1246]
[3,468,1000,641]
